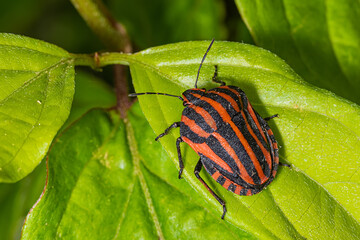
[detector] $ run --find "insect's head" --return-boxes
[182,88,206,106]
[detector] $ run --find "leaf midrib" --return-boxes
[0,43,68,59]
[0,58,72,104]
[0,60,73,173]
[130,54,302,88]
[125,118,165,240]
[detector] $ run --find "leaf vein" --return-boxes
[125,117,165,240]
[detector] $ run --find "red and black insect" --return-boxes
[130,39,285,219]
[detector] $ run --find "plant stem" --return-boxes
[70,0,133,118]
[71,52,131,69]
[70,0,131,52]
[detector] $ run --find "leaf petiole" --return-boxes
[71,52,131,69]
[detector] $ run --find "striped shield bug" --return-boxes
[130,39,286,219]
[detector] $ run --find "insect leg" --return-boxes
[212,65,226,86]
[176,137,184,179]
[194,159,227,219]
[264,114,279,121]
[155,122,181,141]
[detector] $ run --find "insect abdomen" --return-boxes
[180,85,278,195]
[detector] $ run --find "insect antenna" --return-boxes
[129,92,184,101]
[194,39,215,89]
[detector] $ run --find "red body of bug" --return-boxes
[130,39,281,219]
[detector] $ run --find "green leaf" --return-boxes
[21,41,360,239]
[22,106,254,239]
[235,0,360,105]
[0,161,45,239]
[128,41,360,239]
[0,33,75,182]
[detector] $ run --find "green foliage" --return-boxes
[22,106,253,239]
[23,40,360,239]
[236,0,360,104]
[0,0,359,239]
[0,162,45,240]
[129,41,360,239]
